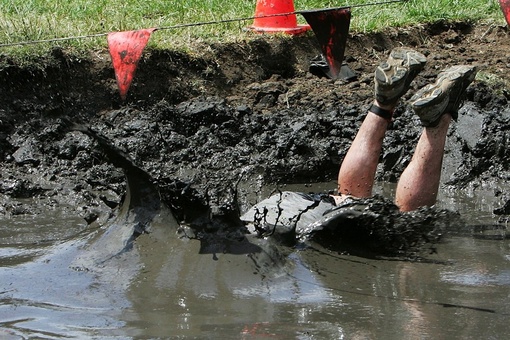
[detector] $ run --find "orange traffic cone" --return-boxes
[248,0,310,35]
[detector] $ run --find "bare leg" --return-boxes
[395,114,451,211]
[333,48,427,205]
[337,101,392,198]
[397,64,478,211]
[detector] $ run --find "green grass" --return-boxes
[0,0,505,57]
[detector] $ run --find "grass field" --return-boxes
[0,0,505,56]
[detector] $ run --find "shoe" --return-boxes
[374,48,427,105]
[309,54,357,81]
[411,65,478,127]
[309,54,330,78]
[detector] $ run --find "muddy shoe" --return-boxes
[309,54,330,78]
[309,54,357,81]
[374,48,427,105]
[411,65,478,127]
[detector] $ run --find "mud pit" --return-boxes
[2,21,510,248]
[1,21,510,337]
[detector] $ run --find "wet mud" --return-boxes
[2,22,510,251]
[1,20,510,338]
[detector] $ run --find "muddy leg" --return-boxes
[335,48,426,202]
[397,64,478,211]
[395,114,451,211]
[337,101,392,198]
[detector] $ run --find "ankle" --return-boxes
[374,99,395,111]
[426,112,452,129]
[369,100,394,122]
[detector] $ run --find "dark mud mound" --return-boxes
[1,21,510,258]
[307,198,458,259]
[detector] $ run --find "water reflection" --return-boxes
[1,184,509,338]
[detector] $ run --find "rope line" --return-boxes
[0,33,109,47]
[0,0,406,48]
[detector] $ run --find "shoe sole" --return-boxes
[438,65,478,113]
[375,49,427,83]
[412,65,477,126]
[375,48,427,104]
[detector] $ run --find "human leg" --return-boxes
[395,65,478,211]
[336,48,426,200]
[395,114,451,211]
[337,103,391,199]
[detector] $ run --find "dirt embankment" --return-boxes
[1,20,510,228]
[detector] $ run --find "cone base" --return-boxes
[247,25,311,35]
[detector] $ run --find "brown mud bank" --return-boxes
[1,21,510,255]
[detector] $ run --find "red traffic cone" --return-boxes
[248,0,310,35]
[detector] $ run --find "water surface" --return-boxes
[0,184,509,339]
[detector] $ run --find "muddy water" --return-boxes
[1,183,509,339]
